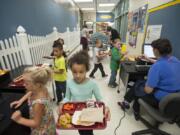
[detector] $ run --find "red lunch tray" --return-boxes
[56,102,107,130]
[9,75,25,88]
[8,64,44,88]
[9,80,25,88]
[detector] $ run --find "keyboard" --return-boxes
[136,58,154,65]
[135,65,151,72]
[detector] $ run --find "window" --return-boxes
[114,0,129,42]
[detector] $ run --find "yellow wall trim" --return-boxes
[148,0,180,13]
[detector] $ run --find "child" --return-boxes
[10,66,55,135]
[54,38,68,72]
[53,41,67,103]
[44,38,67,59]
[108,38,123,88]
[89,39,108,78]
[59,50,110,135]
[55,38,68,58]
[81,25,89,51]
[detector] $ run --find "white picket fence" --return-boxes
[0,26,80,70]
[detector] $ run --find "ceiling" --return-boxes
[73,0,120,12]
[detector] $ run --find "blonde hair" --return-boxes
[24,66,52,85]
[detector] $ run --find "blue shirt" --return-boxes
[63,79,103,102]
[146,56,180,101]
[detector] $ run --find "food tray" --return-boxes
[7,64,47,88]
[8,75,25,88]
[56,102,107,130]
[9,80,25,88]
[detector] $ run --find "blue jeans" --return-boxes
[108,70,117,86]
[55,81,66,102]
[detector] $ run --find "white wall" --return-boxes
[127,0,174,56]
[129,0,148,11]
[148,0,174,9]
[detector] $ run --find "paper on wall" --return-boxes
[145,25,162,44]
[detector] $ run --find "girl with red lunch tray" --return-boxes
[58,50,111,135]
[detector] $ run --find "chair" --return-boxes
[132,92,180,135]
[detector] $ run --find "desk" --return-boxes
[120,61,150,90]
[0,93,30,135]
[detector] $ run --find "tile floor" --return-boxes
[54,46,179,135]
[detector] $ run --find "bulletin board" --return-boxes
[147,2,180,58]
[128,5,148,47]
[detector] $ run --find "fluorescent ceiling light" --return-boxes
[74,0,93,2]
[98,11,111,13]
[81,8,94,10]
[99,3,115,7]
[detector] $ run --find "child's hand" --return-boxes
[108,50,111,56]
[105,106,111,121]
[102,51,109,56]
[138,54,147,59]
[11,110,22,123]
[57,103,64,115]
[43,56,55,59]
[10,100,22,109]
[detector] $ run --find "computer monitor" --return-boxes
[143,44,155,58]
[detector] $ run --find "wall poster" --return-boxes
[128,4,148,47]
[128,10,139,47]
[145,25,162,44]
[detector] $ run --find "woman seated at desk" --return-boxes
[118,38,180,119]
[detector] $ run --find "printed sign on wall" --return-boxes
[128,4,148,47]
[96,13,114,22]
[145,25,162,44]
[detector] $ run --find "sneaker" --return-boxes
[114,82,118,87]
[102,74,108,77]
[89,75,95,78]
[108,84,117,88]
[117,101,130,111]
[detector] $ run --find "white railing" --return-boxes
[0,26,80,71]
[0,36,25,70]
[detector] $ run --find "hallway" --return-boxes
[0,0,180,134]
